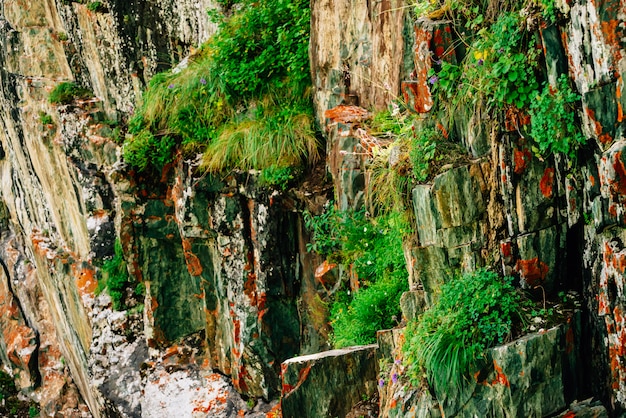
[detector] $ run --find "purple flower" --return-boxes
[168,84,175,89]
[477,58,484,66]
[433,58,442,66]
[391,373,398,384]
[200,77,207,85]
[428,75,439,85]
[394,359,401,365]
[378,378,385,388]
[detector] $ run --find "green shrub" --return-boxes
[125,0,314,173]
[98,240,132,310]
[431,12,540,112]
[403,269,526,396]
[38,111,54,126]
[48,81,92,105]
[87,1,104,12]
[259,166,295,191]
[207,0,310,101]
[306,207,411,347]
[529,74,585,159]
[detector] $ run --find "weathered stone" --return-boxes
[555,398,609,418]
[513,224,567,293]
[281,345,378,418]
[399,290,427,322]
[310,0,413,124]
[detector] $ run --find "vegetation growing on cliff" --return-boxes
[403,269,526,397]
[305,207,410,347]
[417,0,585,159]
[48,81,92,105]
[124,0,317,174]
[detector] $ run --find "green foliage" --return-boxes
[48,81,92,105]
[431,12,540,112]
[39,111,53,126]
[123,131,176,172]
[529,74,585,159]
[0,370,38,417]
[29,405,39,418]
[259,166,295,191]
[207,0,310,101]
[87,1,104,12]
[305,207,411,347]
[538,0,558,23]
[125,0,315,173]
[99,240,132,310]
[403,269,526,396]
[409,128,439,182]
[56,32,68,41]
[331,274,408,347]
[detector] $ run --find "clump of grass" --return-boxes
[38,111,54,125]
[201,89,319,173]
[124,0,315,174]
[49,81,92,105]
[403,269,527,397]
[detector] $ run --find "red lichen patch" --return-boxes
[182,238,203,276]
[6,325,37,370]
[609,151,626,197]
[515,258,549,288]
[233,319,241,345]
[505,107,531,132]
[589,174,596,187]
[540,167,555,198]
[600,19,622,62]
[492,360,510,387]
[513,148,532,175]
[324,105,370,124]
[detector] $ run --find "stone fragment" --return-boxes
[280,345,378,417]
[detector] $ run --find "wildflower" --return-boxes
[168,84,175,89]
[367,260,372,265]
[391,373,398,384]
[428,75,439,85]
[200,77,207,85]
[477,59,484,66]
[378,378,385,388]
[363,227,367,232]
[394,359,401,365]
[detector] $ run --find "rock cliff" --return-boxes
[0,0,625,417]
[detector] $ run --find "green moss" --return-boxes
[48,81,92,105]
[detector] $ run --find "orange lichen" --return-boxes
[540,167,555,198]
[515,258,549,288]
[492,360,510,387]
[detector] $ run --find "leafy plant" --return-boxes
[259,166,295,191]
[39,111,54,126]
[98,240,132,310]
[305,207,411,347]
[125,0,315,173]
[48,81,92,105]
[529,74,585,159]
[409,127,439,182]
[403,269,526,396]
[87,1,104,12]
[430,12,540,112]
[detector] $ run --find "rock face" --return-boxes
[377,317,581,417]
[0,0,624,416]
